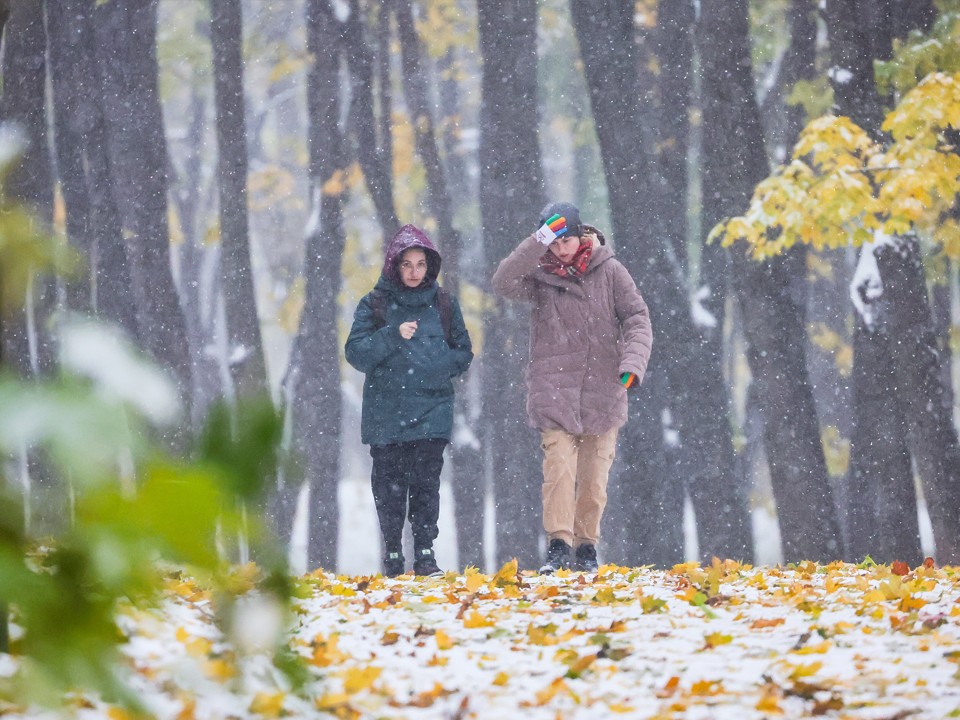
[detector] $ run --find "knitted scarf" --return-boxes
[539,238,593,279]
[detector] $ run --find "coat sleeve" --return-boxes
[447,297,474,377]
[613,263,653,382]
[491,235,545,302]
[344,293,403,374]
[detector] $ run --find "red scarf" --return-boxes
[539,238,593,279]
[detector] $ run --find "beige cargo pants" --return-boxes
[540,428,618,547]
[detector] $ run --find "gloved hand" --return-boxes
[619,372,638,389]
[535,213,568,246]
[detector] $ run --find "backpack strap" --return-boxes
[369,289,387,329]
[437,287,453,346]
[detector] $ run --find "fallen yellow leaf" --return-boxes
[343,665,382,694]
[463,609,494,628]
[435,629,455,650]
[465,573,487,593]
[204,658,237,681]
[249,692,286,718]
[756,692,783,713]
[793,640,831,655]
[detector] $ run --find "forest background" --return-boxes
[1,0,959,584]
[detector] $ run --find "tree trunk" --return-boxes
[847,270,919,563]
[1,0,65,535]
[375,0,393,188]
[877,238,960,563]
[93,0,192,443]
[46,0,92,313]
[700,0,844,562]
[1,0,11,652]
[210,0,268,401]
[828,0,956,563]
[167,91,223,431]
[573,0,753,564]
[758,0,817,161]
[478,0,543,569]
[343,0,399,234]
[277,0,348,571]
[1,0,55,378]
[47,0,136,337]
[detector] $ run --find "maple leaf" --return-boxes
[394,682,453,708]
[527,623,560,646]
[532,677,573,705]
[691,679,724,696]
[464,572,486,594]
[703,632,733,649]
[640,595,667,614]
[311,634,349,667]
[749,617,786,630]
[793,640,831,655]
[787,661,823,680]
[249,692,286,718]
[656,676,680,698]
[435,629,455,650]
[314,692,352,714]
[492,559,519,587]
[462,610,494,628]
[203,658,237,681]
[342,665,382,694]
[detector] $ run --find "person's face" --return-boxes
[549,234,581,264]
[398,248,428,287]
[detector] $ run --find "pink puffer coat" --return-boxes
[492,229,652,435]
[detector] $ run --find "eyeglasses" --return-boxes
[400,260,428,271]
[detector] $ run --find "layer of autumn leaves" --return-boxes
[81,557,960,719]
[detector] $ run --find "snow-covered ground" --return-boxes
[4,560,958,719]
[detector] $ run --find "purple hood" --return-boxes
[382,224,442,286]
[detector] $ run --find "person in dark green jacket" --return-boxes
[345,224,473,577]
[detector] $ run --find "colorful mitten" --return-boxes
[619,372,638,389]
[535,214,568,245]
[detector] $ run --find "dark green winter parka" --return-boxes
[345,225,473,446]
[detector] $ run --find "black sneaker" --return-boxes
[383,551,405,577]
[574,544,598,572]
[413,548,443,577]
[539,539,571,574]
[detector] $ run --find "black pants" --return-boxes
[370,438,446,556]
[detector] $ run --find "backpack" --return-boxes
[369,287,455,346]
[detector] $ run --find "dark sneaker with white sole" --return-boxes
[539,539,572,574]
[574,543,598,572]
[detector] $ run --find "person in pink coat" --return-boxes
[492,202,652,573]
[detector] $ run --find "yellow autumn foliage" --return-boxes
[712,71,960,260]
